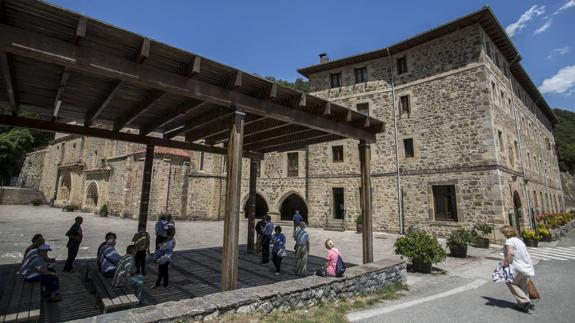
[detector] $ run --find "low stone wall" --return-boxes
[75,259,406,323]
[0,187,45,205]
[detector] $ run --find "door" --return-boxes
[332,187,345,220]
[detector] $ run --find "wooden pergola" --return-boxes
[0,0,384,290]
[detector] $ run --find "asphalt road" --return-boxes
[348,230,575,323]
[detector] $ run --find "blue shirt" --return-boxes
[293,213,303,225]
[263,222,274,236]
[18,249,44,279]
[155,220,168,238]
[271,233,286,253]
[294,227,310,246]
[100,244,121,274]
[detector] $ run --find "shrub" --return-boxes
[63,204,79,212]
[537,226,551,239]
[99,204,109,217]
[356,215,363,225]
[394,231,446,264]
[446,228,476,249]
[521,229,541,241]
[473,223,493,237]
[31,198,43,206]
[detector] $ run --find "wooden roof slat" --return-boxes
[114,91,165,131]
[84,80,123,126]
[259,134,342,154]
[0,52,17,115]
[140,100,205,136]
[166,108,231,140]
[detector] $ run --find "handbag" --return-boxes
[528,279,540,300]
[277,249,287,258]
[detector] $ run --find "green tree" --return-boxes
[0,128,34,184]
[553,109,575,173]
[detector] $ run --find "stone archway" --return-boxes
[58,172,71,201]
[85,181,99,207]
[279,192,308,222]
[512,191,522,233]
[243,193,269,219]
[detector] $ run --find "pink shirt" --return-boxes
[326,247,340,277]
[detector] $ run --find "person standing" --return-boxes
[500,225,536,312]
[131,224,150,275]
[271,226,286,275]
[292,210,303,235]
[64,216,83,272]
[153,226,176,288]
[255,218,265,254]
[154,215,168,251]
[294,222,310,276]
[113,245,145,303]
[261,215,274,264]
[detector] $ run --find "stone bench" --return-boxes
[73,258,406,323]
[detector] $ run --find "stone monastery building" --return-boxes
[19,7,564,236]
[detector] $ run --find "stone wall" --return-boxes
[17,149,47,189]
[73,259,406,323]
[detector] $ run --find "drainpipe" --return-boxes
[508,54,534,228]
[387,48,404,235]
[305,146,309,202]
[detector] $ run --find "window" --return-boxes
[491,82,496,101]
[199,152,205,171]
[397,56,408,74]
[287,152,298,177]
[357,103,369,116]
[403,138,414,158]
[485,41,492,59]
[514,140,519,161]
[332,145,344,162]
[330,72,342,88]
[354,67,367,83]
[497,130,503,152]
[400,95,410,114]
[433,185,458,221]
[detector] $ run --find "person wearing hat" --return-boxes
[18,243,62,302]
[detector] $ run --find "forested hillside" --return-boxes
[553,109,575,174]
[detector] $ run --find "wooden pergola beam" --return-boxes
[204,116,267,144]
[0,114,263,160]
[85,80,123,126]
[113,91,165,131]
[165,109,231,139]
[184,112,235,142]
[259,134,342,154]
[74,17,87,44]
[139,100,206,136]
[244,129,324,150]
[52,68,70,121]
[186,56,201,77]
[137,38,150,64]
[0,52,17,115]
[0,24,377,142]
[243,125,308,146]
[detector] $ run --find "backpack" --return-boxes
[335,254,346,277]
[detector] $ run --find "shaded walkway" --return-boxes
[0,246,354,322]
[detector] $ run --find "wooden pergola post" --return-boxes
[359,140,373,263]
[247,159,258,253]
[138,143,154,230]
[221,111,245,291]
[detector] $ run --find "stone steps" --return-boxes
[324,219,345,232]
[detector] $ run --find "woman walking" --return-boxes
[271,226,286,275]
[153,226,176,288]
[500,225,536,312]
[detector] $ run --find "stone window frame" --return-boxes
[399,95,411,115]
[330,72,342,88]
[332,145,344,163]
[198,152,205,172]
[287,152,299,177]
[396,56,408,75]
[356,102,370,116]
[427,180,463,223]
[497,130,504,153]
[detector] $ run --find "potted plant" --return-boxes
[536,224,551,242]
[99,204,109,217]
[473,223,492,249]
[356,215,363,233]
[31,198,43,206]
[62,204,79,212]
[446,228,476,258]
[521,229,541,248]
[394,230,446,274]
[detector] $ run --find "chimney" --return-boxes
[319,53,329,64]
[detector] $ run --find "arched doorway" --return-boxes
[85,182,99,207]
[58,172,71,200]
[512,191,522,233]
[279,193,308,222]
[243,194,269,219]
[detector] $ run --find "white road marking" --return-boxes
[528,247,575,261]
[346,279,487,321]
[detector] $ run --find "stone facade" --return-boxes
[18,13,564,239]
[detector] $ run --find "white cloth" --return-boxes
[505,237,535,276]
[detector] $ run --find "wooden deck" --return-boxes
[0,246,352,322]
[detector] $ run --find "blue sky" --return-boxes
[47,0,575,110]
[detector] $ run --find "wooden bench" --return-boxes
[84,263,139,313]
[0,272,41,323]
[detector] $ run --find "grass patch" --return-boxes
[200,283,406,323]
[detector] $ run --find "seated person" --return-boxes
[99,233,121,277]
[113,245,145,304]
[18,243,62,302]
[23,234,44,260]
[315,239,342,277]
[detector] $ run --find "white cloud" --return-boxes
[554,0,575,15]
[539,65,575,94]
[534,18,552,34]
[547,47,571,59]
[506,5,546,37]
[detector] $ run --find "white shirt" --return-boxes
[505,237,535,276]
